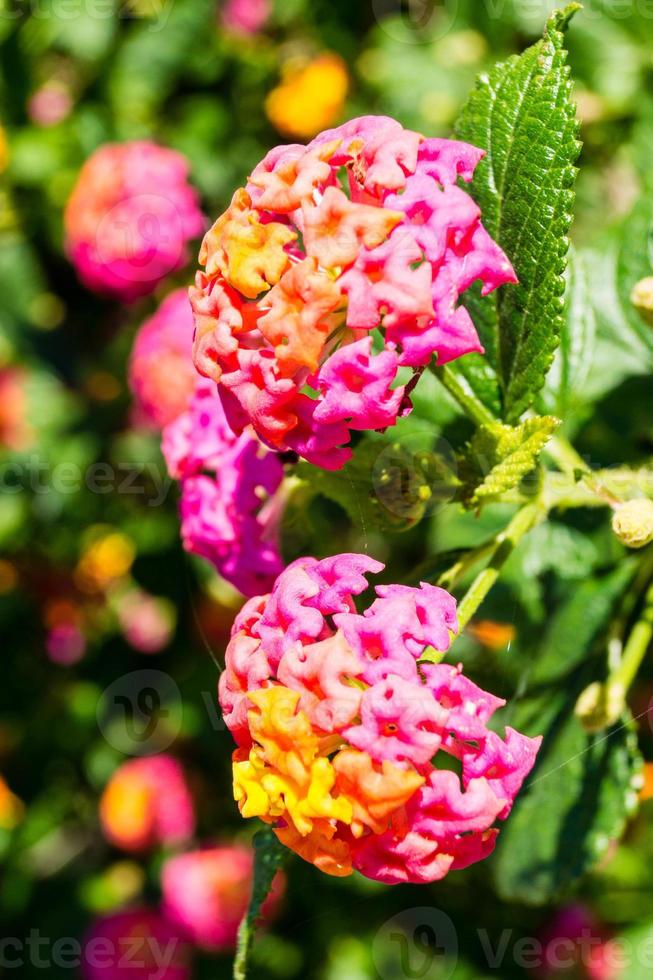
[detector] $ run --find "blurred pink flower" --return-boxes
[64,142,204,303]
[82,907,190,980]
[99,755,194,853]
[129,289,197,429]
[0,368,34,452]
[536,905,620,980]
[161,845,284,950]
[116,589,176,654]
[28,83,72,127]
[221,0,270,34]
[45,623,86,665]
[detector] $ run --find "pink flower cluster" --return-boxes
[536,905,620,980]
[129,289,199,429]
[99,755,195,853]
[161,845,284,951]
[65,141,204,303]
[191,115,516,469]
[162,377,285,597]
[219,553,541,883]
[221,0,270,35]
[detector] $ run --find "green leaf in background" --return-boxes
[540,247,597,419]
[494,687,642,905]
[234,827,287,980]
[459,415,559,509]
[455,5,581,421]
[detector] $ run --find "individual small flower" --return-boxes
[64,141,204,303]
[99,755,195,853]
[162,379,285,597]
[116,588,176,654]
[218,554,541,883]
[82,908,190,980]
[129,290,197,429]
[161,845,284,950]
[535,905,620,980]
[265,54,349,139]
[0,368,34,452]
[191,115,516,469]
[45,622,87,665]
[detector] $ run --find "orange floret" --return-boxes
[250,139,342,214]
[201,188,296,298]
[302,186,402,270]
[332,748,424,838]
[275,817,353,877]
[257,258,344,375]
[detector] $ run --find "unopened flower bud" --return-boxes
[575,680,625,733]
[612,499,653,549]
[630,277,653,326]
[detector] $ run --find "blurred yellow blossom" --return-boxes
[265,54,349,139]
[75,530,135,593]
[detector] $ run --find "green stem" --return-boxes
[611,580,653,694]
[455,504,540,631]
[544,432,591,475]
[433,364,496,428]
[233,828,287,980]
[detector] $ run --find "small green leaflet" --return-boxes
[233,827,287,980]
[459,415,559,509]
[455,4,581,422]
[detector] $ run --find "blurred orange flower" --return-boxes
[265,53,349,139]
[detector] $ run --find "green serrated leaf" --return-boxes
[233,827,287,980]
[493,689,642,905]
[459,416,559,508]
[455,6,581,421]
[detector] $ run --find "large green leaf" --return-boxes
[493,685,641,905]
[455,5,581,421]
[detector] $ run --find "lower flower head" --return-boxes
[219,554,541,883]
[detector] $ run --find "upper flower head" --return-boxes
[191,116,516,469]
[64,141,204,303]
[161,844,285,950]
[219,554,541,883]
[129,289,197,429]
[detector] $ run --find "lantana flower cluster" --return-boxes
[219,554,541,883]
[65,141,204,303]
[191,115,516,469]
